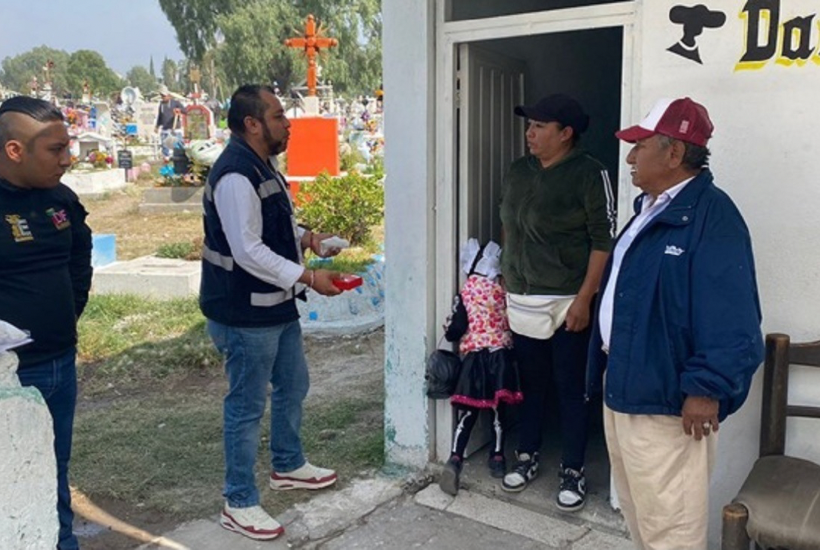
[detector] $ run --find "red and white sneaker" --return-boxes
[220,503,284,540]
[270,461,337,490]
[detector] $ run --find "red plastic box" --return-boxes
[332,274,363,291]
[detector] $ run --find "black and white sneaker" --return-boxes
[556,465,586,512]
[501,452,539,492]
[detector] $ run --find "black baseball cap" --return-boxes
[514,94,590,135]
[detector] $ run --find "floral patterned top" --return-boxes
[459,274,512,355]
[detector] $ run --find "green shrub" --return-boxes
[156,241,198,260]
[340,146,365,172]
[364,155,385,180]
[296,171,384,246]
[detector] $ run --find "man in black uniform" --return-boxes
[0,96,93,550]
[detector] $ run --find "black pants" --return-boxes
[450,405,505,459]
[513,325,590,470]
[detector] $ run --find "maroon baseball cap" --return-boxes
[616,97,714,146]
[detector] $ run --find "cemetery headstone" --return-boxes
[92,102,112,138]
[0,321,58,549]
[183,105,212,141]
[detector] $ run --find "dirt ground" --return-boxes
[73,183,386,549]
[83,182,203,260]
[74,330,385,550]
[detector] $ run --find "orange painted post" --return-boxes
[286,117,340,177]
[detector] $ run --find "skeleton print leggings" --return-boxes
[450,406,505,459]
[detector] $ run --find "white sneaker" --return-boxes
[220,503,284,540]
[270,461,337,490]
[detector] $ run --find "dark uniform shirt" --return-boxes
[0,178,93,367]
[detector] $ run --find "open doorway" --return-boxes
[451,25,625,529]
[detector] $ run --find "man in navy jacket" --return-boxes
[588,97,763,550]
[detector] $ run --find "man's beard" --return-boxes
[262,125,285,156]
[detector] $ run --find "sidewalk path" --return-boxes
[137,476,633,550]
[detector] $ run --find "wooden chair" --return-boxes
[721,333,820,550]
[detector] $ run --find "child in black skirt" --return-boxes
[439,239,522,496]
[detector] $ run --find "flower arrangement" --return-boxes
[86,150,114,169]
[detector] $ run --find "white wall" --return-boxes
[382,0,436,468]
[638,1,820,545]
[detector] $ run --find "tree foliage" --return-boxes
[0,46,70,95]
[126,65,158,95]
[215,1,298,91]
[161,57,179,90]
[158,0,382,96]
[158,0,240,63]
[66,50,123,99]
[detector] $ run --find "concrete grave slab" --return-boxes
[139,187,204,214]
[92,256,200,299]
[63,168,127,199]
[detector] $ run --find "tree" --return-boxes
[161,57,178,90]
[126,65,158,95]
[0,46,70,96]
[66,50,122,98]
[158,0,382,95]
[158,0,241,63]
[149,56,156,78]
[214,1,299,91]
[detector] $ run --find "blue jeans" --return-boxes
[159,129,173,158]
[17,349,79,550]
[207,320,310,507]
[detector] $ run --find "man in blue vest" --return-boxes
[588,97,763,549]
[200,84,343,541]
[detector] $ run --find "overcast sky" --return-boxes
[0,0,184,74]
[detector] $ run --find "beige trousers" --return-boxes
[604,405,717,550]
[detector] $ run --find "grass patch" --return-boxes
[72,391,384,521]
[77,295,220,392]
[305,235,382,274]
[307,254,375,274]
[156,240,201,260]
[74,294,385,522]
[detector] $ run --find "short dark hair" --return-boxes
[658,135,710,170]
[227,84,277,135]
[0,96,65,148]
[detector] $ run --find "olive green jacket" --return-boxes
[500,148,615,295]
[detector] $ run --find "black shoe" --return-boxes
[556,465,586,512]
[501,452,539,492]
[487,455,506,479]
[439,456,462,496]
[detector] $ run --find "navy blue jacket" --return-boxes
[200,137,303,327]
[587,170,764,421]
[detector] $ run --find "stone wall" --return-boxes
[0,351,58,549]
